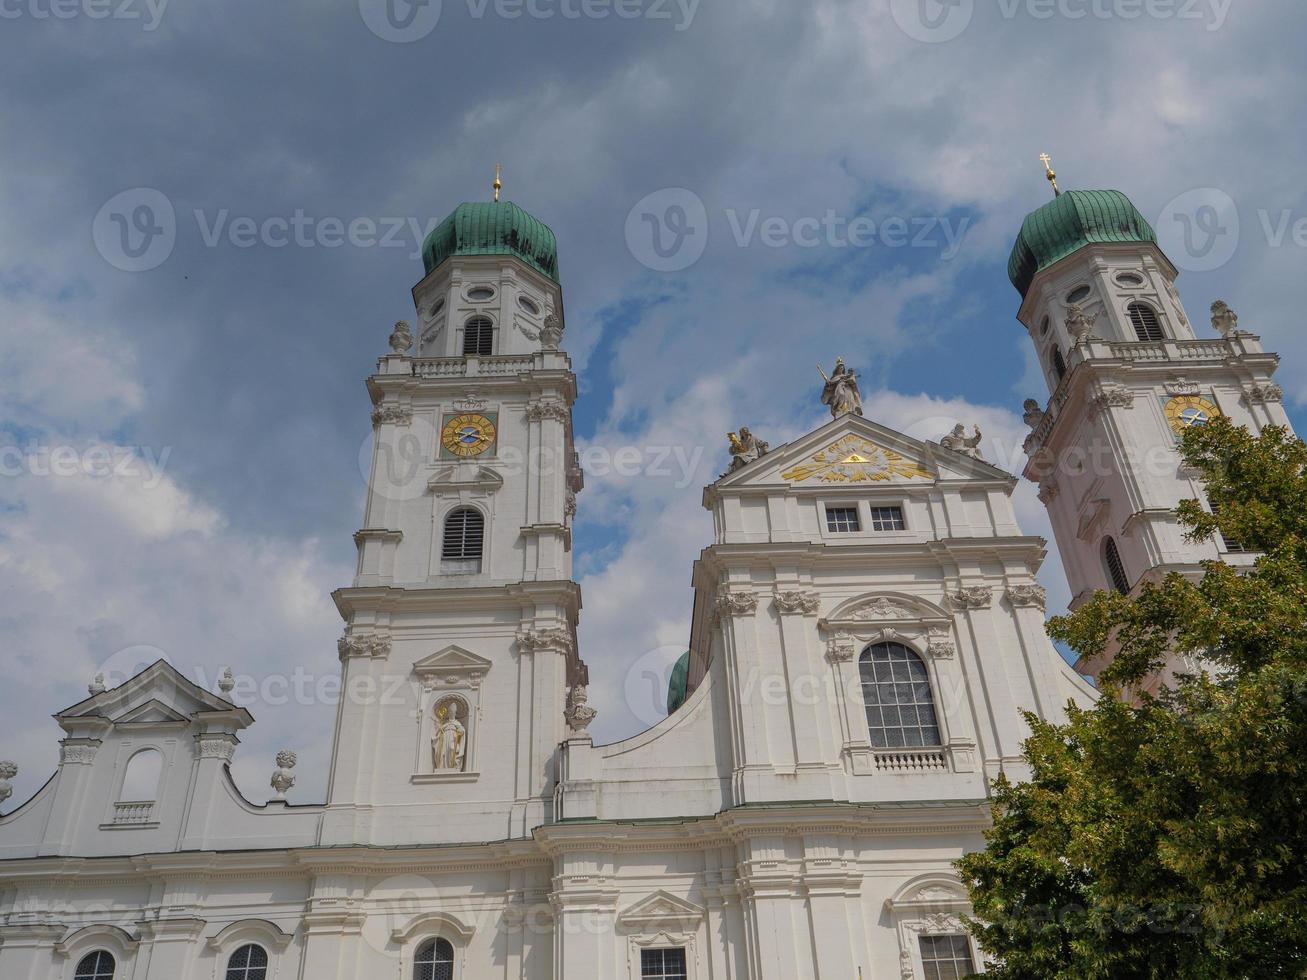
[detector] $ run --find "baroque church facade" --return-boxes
[0,181,1292,980]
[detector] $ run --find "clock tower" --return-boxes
[323,192,588,845]
[1011,173,1293,691]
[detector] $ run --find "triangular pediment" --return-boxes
[712,415,1013,494]
[57,660,250,732]
[412,645,493,681]
[617,891,705,929]
[116,698,189,725]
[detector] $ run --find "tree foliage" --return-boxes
[958,419,1307,978]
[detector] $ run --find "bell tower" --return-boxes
[1012,163,1292,690]
[322,187,588,845]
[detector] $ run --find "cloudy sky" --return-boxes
[2,0,1305,805]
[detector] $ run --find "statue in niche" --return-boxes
[818,358,864,418]
[727,427,769,472]
[941,423,983,459]
[431,701,467,772]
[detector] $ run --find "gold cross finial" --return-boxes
[493,163,502,202]
[1040,152,1061,197]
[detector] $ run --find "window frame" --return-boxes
[440,505,486,575]
[1126,301,1165,342]
[868,504,907,532]
[917,932,979,979]
[72,951,116,980]
[824,504,862,534]
[461,315,495,356]
[639,946,689,980]
[859,641,944,750]
[224,943,270,980]
[413,936,456,980]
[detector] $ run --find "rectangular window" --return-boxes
[869,505,906,531]
[825,506,861,533]
[641,947,688,980]
[918,934,976,980]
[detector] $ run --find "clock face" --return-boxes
[1165,395,1220,433]
[440,413,497,457]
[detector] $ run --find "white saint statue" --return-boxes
[431,704,467,771]
[819,358,864,419]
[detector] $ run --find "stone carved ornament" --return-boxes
[1164,377,1201,396]
[1211,299,1241,338]
[0,761,16,807]
[1006,584,1047,610]
[1022,399,1046,429]
[198,736,236,761]
[338,632,392,660]
[1245,383,1284,404]
[526,399,570,422]
[726,428,769,473]
[940,424,983,460]
[715,592,759,618]
[1091,384,1134,413]
[773,591,820,615]
[564,685,598,733]
[949,587,992,610]
[1065,304,1099,344]
[515,627,575,656]
[388,320,414,355]
[825,634,857,663]
[845,597,916,621]
[270,749,297,799]
[60,743,99,765]
[371,404,414,427]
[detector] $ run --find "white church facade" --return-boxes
[0,179,1291,979]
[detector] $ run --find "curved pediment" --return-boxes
[821,592,951,627]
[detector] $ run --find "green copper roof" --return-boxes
[1008,189,1157,297]
[421,200,559,281]
[666,651,691,715]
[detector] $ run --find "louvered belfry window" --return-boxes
[1127,302,1164,342]
[463,316,493,356]
[441,508,484,574]
[1051,345,1067,384]
[1104,536,1130,594]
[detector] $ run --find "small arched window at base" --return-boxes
[74,952,116,980]
[415,938,455,980]
[225,944,268,980]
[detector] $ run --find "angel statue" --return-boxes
[1211,300,1240,338]
[818,358,864,419]
[431,703,467,772]
[727,427,769,472]
[941,423,983,459]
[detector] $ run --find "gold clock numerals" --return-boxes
[441,413,497,457]
[1164,395,1220,434]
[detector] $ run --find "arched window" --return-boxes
[859,642,941,748]
[462,316,493,356]
[1050,345,1067,385]
[440,508,484,574]
[74,951,116,980]
[225,944,268,980]
[119,747,162,801]
[1127,302,1164,342]
[414,938,455,980]
[1104,536,1130,594]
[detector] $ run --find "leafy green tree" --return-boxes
[958,418,1307,978]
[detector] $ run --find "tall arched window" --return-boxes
[1127,302,1164,342]
[1104,536,1130,594]
[225,944,268,980]
[74,951,115,980]
[1050,345,1067,385]
[462,316,493,356]
[119,748,162,801]
[440,508,484,574]
[859,642,941,748]
[414,938,454,980]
